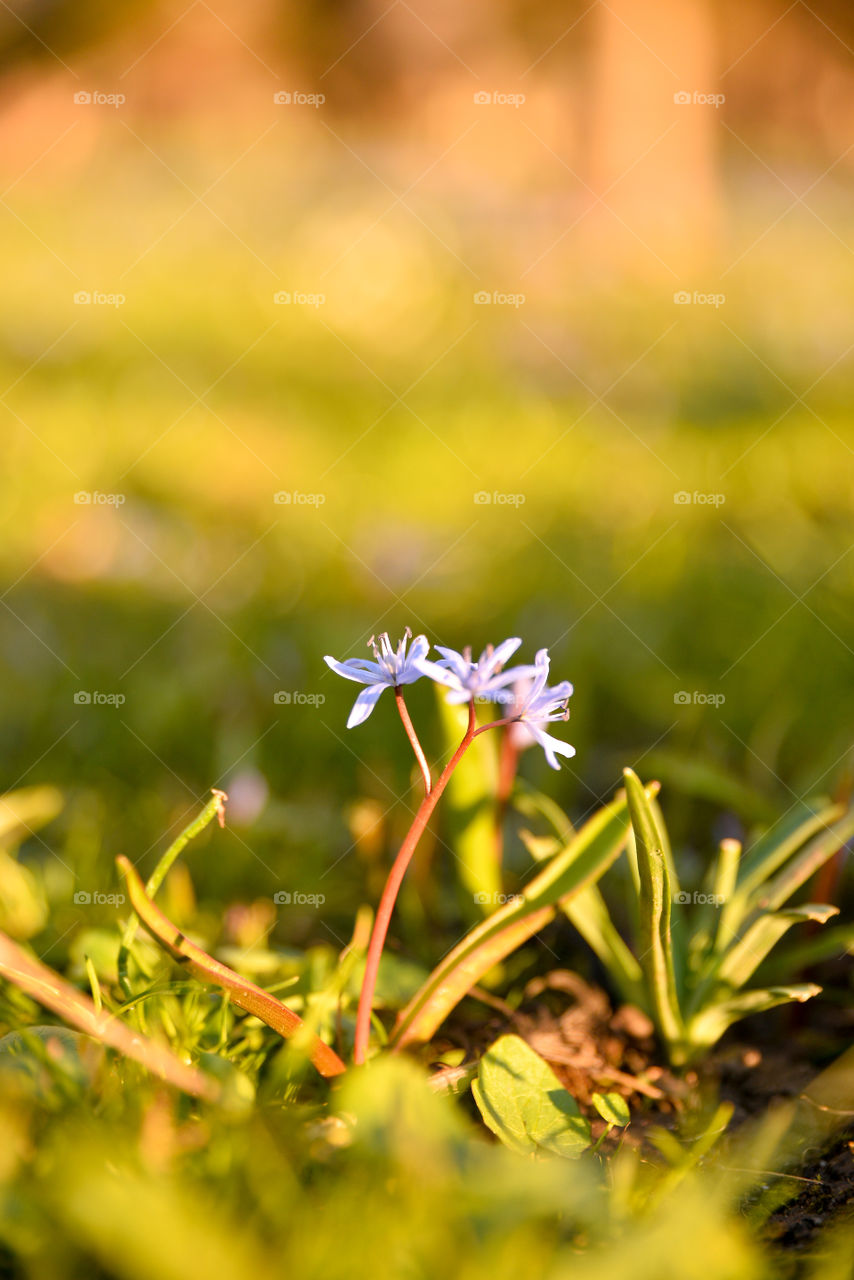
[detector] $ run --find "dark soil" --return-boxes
[431,966,854,1253]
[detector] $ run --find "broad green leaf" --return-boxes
[436,691,502,916]
[592,1091,631,1128]
[623,769,684,1061]
[391,789,634,1049]
[472,1034,591,1158]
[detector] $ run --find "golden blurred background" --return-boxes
[1,0,853,903]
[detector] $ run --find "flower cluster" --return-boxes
[325,629,574,769]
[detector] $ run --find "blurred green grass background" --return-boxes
[0,2,853,937]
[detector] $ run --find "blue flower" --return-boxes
[325,629,429,728]
[415,637,537,706]
[513,648,575,770]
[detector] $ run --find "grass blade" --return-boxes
[117,857,346,1078]
[562,885,645,1008]
[0,927,219,1099]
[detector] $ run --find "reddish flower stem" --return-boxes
[394,686,432,796]
[353,697,477,1065]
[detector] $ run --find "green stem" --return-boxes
[118,789,227,994]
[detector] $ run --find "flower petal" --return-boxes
[433,646,471,682]
[529,724,576,770]
[324,655,383,684]
[406,634,431,665]
[414,657,462,690]
[346,683,388,728]
[479,637,522,678]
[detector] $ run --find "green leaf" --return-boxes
[562,885,645,1008]
[472,1034,591,1158]
[717,801,844,948]
[623,769,684,1061]
[0,786,63,847]
[436,691,502,916]
[592,1091,631,1128]
[0,848,48,940]
[755,805,854,914]
[513,781,575,845]
[391,789,634,1050]
[687,984,821,1056]
[715,903,839,990]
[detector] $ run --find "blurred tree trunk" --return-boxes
[587,0,721,273]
